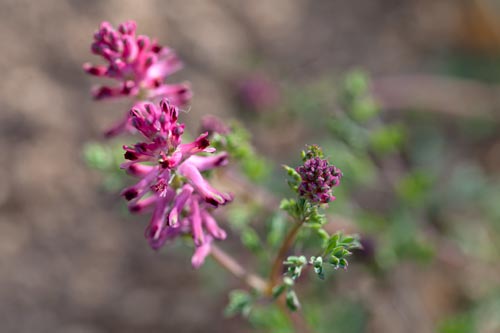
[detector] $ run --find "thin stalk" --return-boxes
[267,218,305,295]
[210,243,267,292]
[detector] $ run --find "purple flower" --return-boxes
[296,147,342,204]
[84,21,191,103]
[200,115,230,136]
[237,74,281,112]
[84,21,192,137]
[121,98,231,268]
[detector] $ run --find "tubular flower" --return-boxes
[296,151,342,204]
[121,98,231,267]
[84,21,192,137]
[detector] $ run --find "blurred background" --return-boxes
[1,0,500,332]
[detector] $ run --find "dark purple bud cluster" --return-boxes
[296,157,342,204]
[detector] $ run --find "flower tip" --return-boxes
[92,86,113,100]
[167,212,178,226]
[129,203,143,213]
[205,196,222,207]
[191,243,211,269]
[196,133,210,149]
[191,256,203,269]
[148,240,163,251]
[122,188,138,201]
[124,150,138,160]
[215,230,227,240]
[215,153,229,167]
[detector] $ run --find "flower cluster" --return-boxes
[84,21,192,137]
[121,99,232,267]
[296,147,342,204]
[84,21,232,268]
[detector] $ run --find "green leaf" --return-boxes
[283,165,302,181]
[267,213,287,249]
[396,170,434,206]
[339,258,348,269]
[224,290,253,318]
[329,255,340,267]
[284,255,307,266]
[370,123,406,155]
[283,165,302,192]
[306,206,326,226]
[283,276,295,286]
[311,256,325,280]
[343,70,369,97]
[240,227,262,254]
[211,120,270,182]
[341,236,355,244]
[317,228,330,240]
[241,156,269,182]
[286,290,300,311]
[284,256,307,279]
[301,145,324,161]
[272,284,287,299]
[332,246,345,258]
[325,232,340,254]
[350,97,379,123]
[280,198,297,216]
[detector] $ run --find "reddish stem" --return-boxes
[267,219,305,295]
[210,243,267,292]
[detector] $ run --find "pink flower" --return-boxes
[84,21,192,137]
[121,98,231,267]
[84,21,191,103]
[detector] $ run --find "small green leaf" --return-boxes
[284,255,307,266]
[329,255,340,267]
[341,236,355,244]
[332,246,345,258]
[301,145,324,161]
[370,124,406,155]
[339,258,348,269]
[286,290,300,311]
[350,97,379,123]
[240,227,262,254]
[224,290,253,317]
[311,256,324,280]
[343,70,369,97]
[280,199,299,218]
[272,284,287,299]
[283,276,295,286]
[283,165,302,181]
[316,228,330,242]
[267,213,287,249]
[284,255,307,279]
[324,237,339,255]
